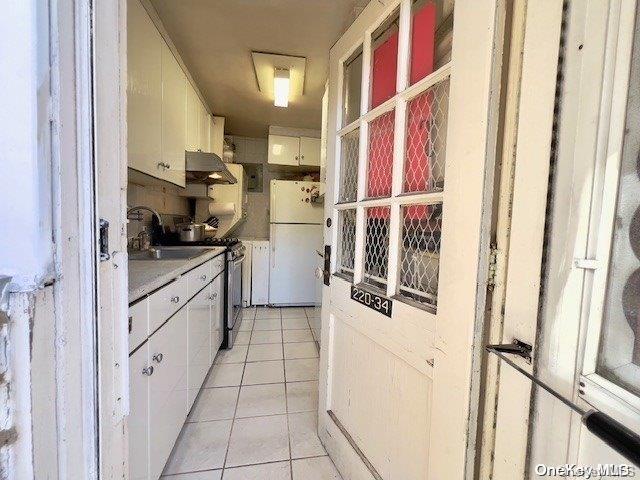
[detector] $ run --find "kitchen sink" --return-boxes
[129,247,213,261]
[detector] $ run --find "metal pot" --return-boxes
[177,222,206,242]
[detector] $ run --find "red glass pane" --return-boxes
[410,2,437,85]
[367,110,395,199]
[371,29,398,108]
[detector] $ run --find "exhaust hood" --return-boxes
[185,150,237,184]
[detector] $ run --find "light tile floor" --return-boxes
[162,307,341,480]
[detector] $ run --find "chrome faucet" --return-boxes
[126,205,164,227]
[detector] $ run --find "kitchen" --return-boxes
[125,0,353,478]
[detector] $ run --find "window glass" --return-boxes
[410,0,454,85]
[337,209,357,280]
[342,47,363,127]
[367,110,395,198]
[370,10,400,108]
[338,129,360,203]
[363,206,391,290]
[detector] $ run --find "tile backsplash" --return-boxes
[127,181,190,239]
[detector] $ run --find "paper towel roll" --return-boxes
[208,202,236,216]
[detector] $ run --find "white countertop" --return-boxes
[128,247,226,303]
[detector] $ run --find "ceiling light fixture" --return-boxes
[273,68,290,107]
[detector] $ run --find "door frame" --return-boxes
[318,1,507,478]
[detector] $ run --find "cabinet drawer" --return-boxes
[148,276,188,333]
[128,297,148,354]
[211,254,225,279]
[186,261,211,299]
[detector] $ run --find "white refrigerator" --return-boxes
[269,180,324,306]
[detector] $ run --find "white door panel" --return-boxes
[251,241,270,305]
[161,42,186,187]
[187,286,211,408]
[270,180,323,224]
[128,344,149,480]
[270,224,322,305]
[268,134,300,165]
[210,274,224,361]
[299,136,321,166]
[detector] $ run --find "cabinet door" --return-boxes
[161,43,186,187]
[210,274,224,362]
[209,116,225,158]
[199,107,210,153]
[251,242,270,305]
[299,137,321,166]
[129,343,150,480]
[148,309,188,480]
[185,82,200,151]
[127,0,162,177]
[268,135,300,165]
[187,286,211,408]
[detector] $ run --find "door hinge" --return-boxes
[99,219,110,261]
[487,244,498,290]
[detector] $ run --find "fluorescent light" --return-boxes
[208,173,222,179]
[274,68,290,107]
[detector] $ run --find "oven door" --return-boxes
[227,253,244,333]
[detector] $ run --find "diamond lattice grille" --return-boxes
[363,206,391,289]
[367,110,395,198]
[338,209,357,280]
[338,129,360,203]
[398,203,442,308]
[404,78,450,193]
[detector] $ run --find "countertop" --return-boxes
[128,247,226,304]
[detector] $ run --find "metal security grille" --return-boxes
[337,209,357,279]
[338,129,360,203]
[398,203,442,306]
[367,110,395,198]
[363,206,391,289]
[404,79,450,193]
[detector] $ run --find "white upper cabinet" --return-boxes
[199,106,210,153]
[127,0,162,178]
[267,134,321,167]
[185,82,200,152]
[161,43,186,187]
[299,136,321,166]
[209,116,225,158]
[268,135,301,166]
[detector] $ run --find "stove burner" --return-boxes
[202,237,240,247]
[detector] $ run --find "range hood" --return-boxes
[185,150,237,184]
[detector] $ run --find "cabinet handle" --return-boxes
[200,274,207,281]
[301,155,305,159]
[209,292,218,301]
[142,366,154,376]
[171,296,180,303]
[295,155,299,160]
[152,353,164,363]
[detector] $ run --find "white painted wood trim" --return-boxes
[491,1,564,478]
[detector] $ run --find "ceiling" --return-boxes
[150,0,367,138]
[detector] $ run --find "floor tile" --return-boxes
[222,461,291,480]
[238,320,254,332]
[242,307,256,319]
[286,381,318,413]
[255,307,281,319]
[253,318,282,331]
[225,415,290,467]
[283,329,314,343]
[163,420,232,475]
[292,456,341,480]
[282,317,310,330]
[242,360,285,385]
[284,342,318,360]
[304,307,321,318]
[236,383,287,418]
[285,358,319,382]
[288,412,326,459]
[234,331,251,346]
[250,330,283,344]
[280,307,308,318]
[161,470,221,479]
[205,363,244,388]
[188,387,238,422]
[247,343,284,362]
[214,345,248,364]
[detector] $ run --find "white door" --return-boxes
[319,1,503,479]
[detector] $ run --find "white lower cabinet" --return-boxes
[187,285,211,408]
[128,256,226,479]
[210,274,224,361]
[129,343,150,480]
[148,308,188,480]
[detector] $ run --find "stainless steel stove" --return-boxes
[213,238,245,349]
